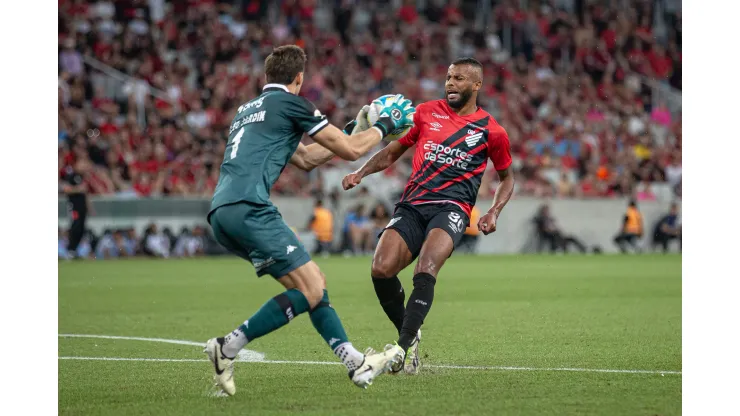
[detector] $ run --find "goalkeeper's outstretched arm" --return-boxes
[290,110,374,171]
[341,141,410,191]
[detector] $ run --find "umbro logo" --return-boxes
[465,129,483,147]
[287,245,297,254]
[430,122,443,131]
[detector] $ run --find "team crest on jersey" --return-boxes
[465,129,483,147]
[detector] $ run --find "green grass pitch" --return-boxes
[59,254,681,415]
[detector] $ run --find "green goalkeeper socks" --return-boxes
[309,290,364,371]
[222,289,310,357]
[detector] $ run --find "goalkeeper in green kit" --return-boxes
[204,45,415,395]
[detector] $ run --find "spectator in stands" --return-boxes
[533,204,587,254]
[651,203,681,253]
[95,230,118,259]
[369,203,391,247]
[308,199,334,256]
[141,223,171,258]
[174,226,206,258]
[458,205,481,254]
[614,199,644,253]
[342,204,373,256]
[58,228,69,259]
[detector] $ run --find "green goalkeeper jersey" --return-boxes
[210,84,328,213]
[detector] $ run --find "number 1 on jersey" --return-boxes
[230,127,244,159]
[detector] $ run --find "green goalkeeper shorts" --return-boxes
[208,202,311,279]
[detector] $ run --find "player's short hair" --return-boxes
[451,57,483,80]
[451,57,483,69]
[264,45,307,85]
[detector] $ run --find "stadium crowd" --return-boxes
[59,0,681,201]
[58,224,216,259]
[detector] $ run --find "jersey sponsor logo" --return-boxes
[448,212,464,234]
[386,217,402,228]
[465,129,483,147]
[238,97,265,112]
[286,245,297,254]
[432,112,450,119]
[422,140,473,168]
[229,110,267,134]
[429,122,443,131]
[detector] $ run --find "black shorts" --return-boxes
[379,202,469,259]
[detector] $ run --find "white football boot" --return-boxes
[388,329,422,374]
[204,337,236,396]
[350,344,404,389]
[404,329,422,374]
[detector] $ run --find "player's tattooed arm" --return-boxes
[341,141,410,190]
[290,142,337,172]
[478,166,514,235]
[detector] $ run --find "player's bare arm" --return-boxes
[342,141,410,190]
[478,166,514,235]
[310,124,383,162]
[290,142,336,171]
[290,106,373,171]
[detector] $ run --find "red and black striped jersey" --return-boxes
[397,100,512,217]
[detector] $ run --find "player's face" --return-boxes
[445,65,482,109]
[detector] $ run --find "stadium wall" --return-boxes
[58,197,680,254]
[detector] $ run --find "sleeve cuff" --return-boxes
[307,119,329,136]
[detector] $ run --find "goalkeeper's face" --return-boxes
[445,64,482,109]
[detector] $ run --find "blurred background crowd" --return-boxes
[58,224,215,259]
[59,0,682,203]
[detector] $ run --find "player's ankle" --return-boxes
[335,342,364,371]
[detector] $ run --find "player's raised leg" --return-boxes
[397,228,456,374]
[370,228,415,334]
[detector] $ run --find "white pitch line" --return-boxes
[58,333,265,362]
[59,334,681,375]
[57,356,681,375]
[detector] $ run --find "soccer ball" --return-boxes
[366,94,414,142]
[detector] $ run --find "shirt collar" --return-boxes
[263,83,290,93]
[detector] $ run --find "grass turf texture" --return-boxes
[59,255,681,415]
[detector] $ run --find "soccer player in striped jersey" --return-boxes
[341,58,515,374]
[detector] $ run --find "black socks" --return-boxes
[398,273,436,351]
[371,275,406,334]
